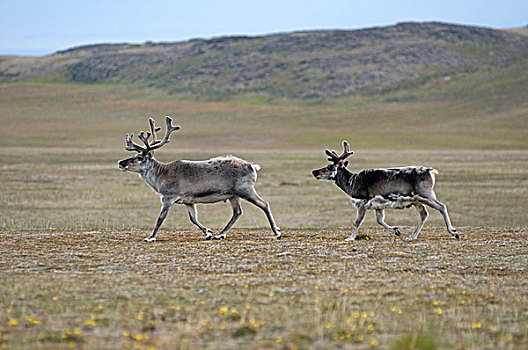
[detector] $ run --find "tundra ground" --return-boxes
[0,227,527,349]
[1,71,527,348]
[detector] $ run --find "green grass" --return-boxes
[0,61,527,348]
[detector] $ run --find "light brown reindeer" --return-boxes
[312,141,458,241]
[118,116,281,242]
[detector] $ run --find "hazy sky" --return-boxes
[1,0,526,56]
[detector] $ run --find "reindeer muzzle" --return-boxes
[118,159,128,171]
[312,169,322,179]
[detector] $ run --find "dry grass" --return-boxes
[0,66,527,348]
[0,228,526,349]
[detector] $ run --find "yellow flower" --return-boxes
[133,333,143,341]
[245,304,251,310]
[84,319,97,326]
[269,292,274,297]
[471,323,481,329]
[361,312,367,318]
[432,300,439,306]
[7,318,17,326]
[52,296,58,301]
[276,336,282,343]
[435,308,443,315]
[26,317,40,324]
[370,338,379,346]
[218,307,228,315]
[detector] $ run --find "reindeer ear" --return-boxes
[343,161,349,168]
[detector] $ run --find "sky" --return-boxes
[1,0,527,56]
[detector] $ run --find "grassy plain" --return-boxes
[0,61,527,349]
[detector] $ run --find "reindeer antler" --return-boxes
[325,140,354,164]
[149,117,162,146]
[124,116,181,153]
[147,116,180,151]
[125,133,147,153]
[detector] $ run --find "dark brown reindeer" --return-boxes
[118,116,281,242]
[312,141,458,241]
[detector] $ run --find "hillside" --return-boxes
[1,22,528,97]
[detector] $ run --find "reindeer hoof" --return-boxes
[454,233,460,240]
[205,235,212,240]
[394,228,402,236]
[275,228,282,240]
[143,237,156,243]
[213,234,226,240]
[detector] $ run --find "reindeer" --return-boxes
[312,141,458,241]
[118,116,281,242]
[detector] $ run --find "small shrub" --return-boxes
[233,326,257,338]
[389,334,436,350]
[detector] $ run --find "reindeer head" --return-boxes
[118,116,180,174]
[312,141,354,180]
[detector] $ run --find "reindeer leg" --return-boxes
[213,197,242,240]
[411,203,428,240]
[186,204,213,240]
[415,195,458,239]
[239,188,281,239]
[144,198,173,242]
[345,205,366,241]
[375,209,401,236]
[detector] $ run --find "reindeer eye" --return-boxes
[136,155,144,161]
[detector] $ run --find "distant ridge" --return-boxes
[1,22,528,98]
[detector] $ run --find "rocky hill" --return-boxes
[1,22,528,98]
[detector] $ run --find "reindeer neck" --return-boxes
[140,158,167,193]
[334,167,356,196]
